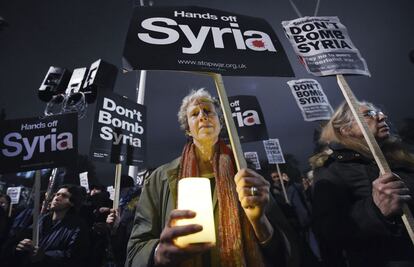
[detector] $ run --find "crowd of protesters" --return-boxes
[0,98,413,267]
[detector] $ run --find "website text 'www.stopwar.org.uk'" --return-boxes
[177,59,247,70]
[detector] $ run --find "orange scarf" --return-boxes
[178,140,265,267]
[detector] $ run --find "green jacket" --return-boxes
[126,158,300,267]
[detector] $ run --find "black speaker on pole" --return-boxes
[38,67,72,102]
[81,59,118,103]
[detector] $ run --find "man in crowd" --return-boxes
[13,184,90,267]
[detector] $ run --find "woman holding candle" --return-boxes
[126,89,298,267]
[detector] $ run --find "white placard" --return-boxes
[263,139,286,164]
[287,79,333,121]
[107,186,115,201]
[79,172,90,193]
[6,187,21,205]
[244,151,261,170]
[282,16,370,76]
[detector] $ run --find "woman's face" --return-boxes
[347,105,390,140]
[186,98,221,144]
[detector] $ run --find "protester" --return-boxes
[0,194,12,246]
[12,184,90,267]
[80,183,112,267]
[310,101,414,267]
[270,169,321,267]
[126,88,299,267]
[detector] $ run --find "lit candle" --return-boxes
[175,177,216,248]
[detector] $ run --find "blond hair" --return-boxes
[310,101,414,169]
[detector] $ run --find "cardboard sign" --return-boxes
[123,6,294,77]
[282,16,370,76]
[228,95,268,143]
[263,139,285,164]
[287,79,333,121]
[0,113,78,173]
[6,187,21,205]
[90,92,146,165]
[244,151,261,170]
[79,172,90,193]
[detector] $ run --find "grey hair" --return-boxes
[177,88,223,131]
[310,100,377,168]
[320,100,376,145]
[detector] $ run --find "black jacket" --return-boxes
[312,144,414,267]
[8,212,90,267]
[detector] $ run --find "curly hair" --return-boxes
[177,88,223,132]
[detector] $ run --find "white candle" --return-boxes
[175,177,216,248]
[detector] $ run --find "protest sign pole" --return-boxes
[32,170,41,247]
[113,163,122,210]
[276,163,290,204]
[41,168,58,214]
[337,74,414,244]
[8,204,12,217]
[210,73,247,170]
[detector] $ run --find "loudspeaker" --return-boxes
[38,66,72,102]
[81,59,118,103]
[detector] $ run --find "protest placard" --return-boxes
[228,95,268,142]
[123,6,294,77]
[90,92,146,165]
[287,79,333,121]
[6,187,21,205]
[244,151,261,170]
[263,139,285,164]
[0,113,78,173]
[107,186,115,201]
[79,172,90,193]
[282,16,370,76]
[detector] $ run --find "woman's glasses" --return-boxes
[362,110,385,119]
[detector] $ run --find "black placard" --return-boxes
[228,95,268,143]
[90,92,146,165]
[0,113,78,174]
[123,6,294,77]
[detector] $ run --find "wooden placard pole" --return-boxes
[276,163,290,204]
[113,163,122,210]
[210,73,247,170]
[8,203,13,217]
[41,168,58,214]
[337,74,414,244]
[32,170,41,247]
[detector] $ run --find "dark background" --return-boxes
[1,0,413,185]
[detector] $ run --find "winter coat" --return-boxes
[126,157,300,267]
[312,144,414,267]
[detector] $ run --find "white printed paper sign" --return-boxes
[282,16,370,76]
[287,79,333,121]
[244,151,261,170]
[79,172,90,193]
[263,139,285,164]
[6,187,21,205]
[107,186,115,201]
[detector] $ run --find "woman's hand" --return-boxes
[235,168,270,223]
[154,210,213,267]
[235,168,274,244]
[372,172,411,218]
